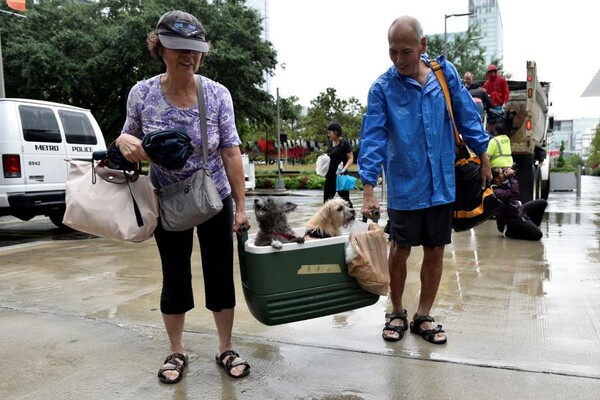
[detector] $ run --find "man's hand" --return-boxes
[479,153,492,188]
[361,184,380,220]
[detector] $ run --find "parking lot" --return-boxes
[1,177,600,399]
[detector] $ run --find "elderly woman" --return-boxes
[116,10,250,383]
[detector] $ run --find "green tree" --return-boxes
[198,0,277,135]
[300,88,364,141]
[426,24,510,81]
[565,153,583,167]
[279,95,303,132]
[586,123,600,169]
[556,141,566,168]
[0,0,276,143]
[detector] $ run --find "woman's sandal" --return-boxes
[215,350,250,379]
[157,353,188,384]
[382,310,409,342]
[409,315,447,345]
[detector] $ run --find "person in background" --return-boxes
[487,128,514,168]
[463,71,480,90]
[483,64,510,108]
[359,16,491,345]
[116,10,251,383]
[483,64,510,129]
[324,122,354,208]
[491,167,547,240]
[464,72,493,123]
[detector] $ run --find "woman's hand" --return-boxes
[233,209,250,234]
[115,134,151,163]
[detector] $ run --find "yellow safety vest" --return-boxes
[486,135,514,168]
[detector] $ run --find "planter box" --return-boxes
[550,172,577,191]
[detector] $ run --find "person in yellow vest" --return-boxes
[486,130,514,168]
[487,129,515,234]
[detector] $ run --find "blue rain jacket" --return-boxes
[358,56,489,211]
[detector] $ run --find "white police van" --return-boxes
[0,98,107,227]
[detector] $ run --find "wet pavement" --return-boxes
[1,177,600,399]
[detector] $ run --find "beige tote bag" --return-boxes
[63,160,159,242]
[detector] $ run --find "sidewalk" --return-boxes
[1,177,600,399]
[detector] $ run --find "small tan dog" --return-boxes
[304,198,356,240]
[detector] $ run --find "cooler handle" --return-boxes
[362,209,380,223]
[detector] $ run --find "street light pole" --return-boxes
[444,12,474,58]
[274,87,285,190]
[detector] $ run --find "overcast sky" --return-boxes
[267,0,600,121]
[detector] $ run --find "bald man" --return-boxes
[359,15,491,345]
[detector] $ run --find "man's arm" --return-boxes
[221,146,249,233]
[481,89,494,110]
[361,183,380,219]
[479,152,492,187]
[502,77,510,105]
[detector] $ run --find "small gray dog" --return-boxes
[253,197,305,250]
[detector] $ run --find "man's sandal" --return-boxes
[410,315,447,345]
[382,310,409,342]
[215,350,250,379]
[157,353,188,384]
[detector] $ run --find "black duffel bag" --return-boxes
[452,144,504,232]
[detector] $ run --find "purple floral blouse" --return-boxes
[121,74,241,199]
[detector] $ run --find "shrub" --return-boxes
[256,176,274,188]
[305,174,326,189]
[550,166,576,173]
[283,176,301,190]
[253,172,364,191]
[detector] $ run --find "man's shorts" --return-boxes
[387,203,453,247]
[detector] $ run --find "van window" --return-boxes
[59,110,98,145]
[19,105,62,143]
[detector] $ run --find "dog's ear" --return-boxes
[282,202,298,213]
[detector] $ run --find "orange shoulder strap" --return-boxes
[430,60,463,147]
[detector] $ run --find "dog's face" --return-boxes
[253,197,305,249]
[305,198,355,238]
[253,197,297,233]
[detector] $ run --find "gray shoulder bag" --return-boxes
[154,75,224,231]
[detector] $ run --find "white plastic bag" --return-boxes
[315,154,330,176]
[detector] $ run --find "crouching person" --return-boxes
[492,167,547,241]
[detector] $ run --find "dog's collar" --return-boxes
[304,228,331,239]
[274,231,299,240]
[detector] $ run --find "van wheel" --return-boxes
[49,211,70,230]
